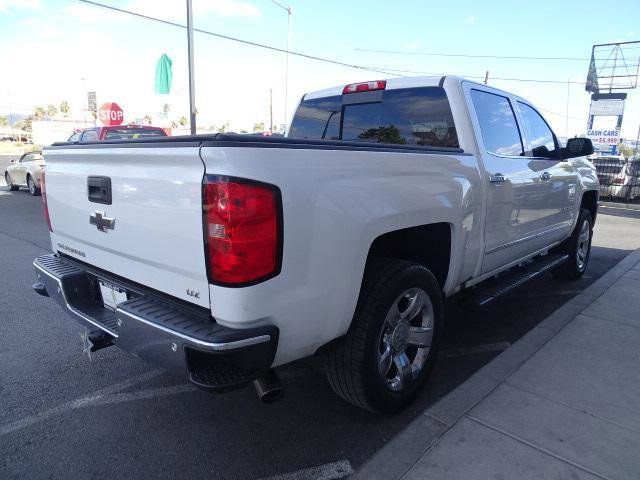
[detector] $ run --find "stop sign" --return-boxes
[98,102,124,126]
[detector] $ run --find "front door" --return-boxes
[513,100,578,246]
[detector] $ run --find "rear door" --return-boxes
[465,86,552,274]
[44,143,210,308]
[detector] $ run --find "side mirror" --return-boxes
[562,137,594,160]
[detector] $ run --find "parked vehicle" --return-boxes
[591,155,626,197]
[609,158,640,200]
[68,124,168,142]
[32,76,598,413]
[4,151,45,195]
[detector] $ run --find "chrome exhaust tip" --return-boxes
[253,369,283,404]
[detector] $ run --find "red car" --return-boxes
[68,125,168,142]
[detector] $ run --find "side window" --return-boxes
[288,96,342,140]
[80,130,99,142]
[68,132,81,142]
[470,89,523,156]
[517,102,557,158]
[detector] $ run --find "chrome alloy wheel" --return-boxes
[576,219,590,272]
[28,176,35,194]
[377,287,434,392]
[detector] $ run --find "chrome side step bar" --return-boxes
[467,253,569,307]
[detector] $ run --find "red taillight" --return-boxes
[613,177,625,185]
[41,170,53,232]
[203,177,280,285]
[342,80,386,94]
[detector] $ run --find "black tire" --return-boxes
[326,258,443,413]
[552,208,593,280]
[27,174,41,196]
[5,172,19,191]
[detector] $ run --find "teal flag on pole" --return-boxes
[155,54,173,94]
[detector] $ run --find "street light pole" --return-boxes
[270,0,292,130]
[186,0,197,134]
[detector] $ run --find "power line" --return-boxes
[72,1,594,87]
[73,0,404,77]
[355,48,592,61]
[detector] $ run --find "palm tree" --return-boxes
[46,104,58,119]
[60,100,70,116]
[34,106,46,119]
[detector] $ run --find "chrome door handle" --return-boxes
[540,172,552,181]
[489,174,507,183]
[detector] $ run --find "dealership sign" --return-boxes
[586,128,620,153]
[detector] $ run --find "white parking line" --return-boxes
[0,369,164,437]
[440,341,511,359]
[257,460,354,480]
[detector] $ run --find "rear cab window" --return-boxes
[288,86,459,148]
[104,128,166,140]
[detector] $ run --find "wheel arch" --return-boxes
[580,189,598,224]
[364,223,453,290]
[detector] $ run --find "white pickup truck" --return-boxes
[33,76,598,413]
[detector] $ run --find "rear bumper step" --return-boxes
[33,253,279,391]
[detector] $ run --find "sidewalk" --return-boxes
[354,249,640,480]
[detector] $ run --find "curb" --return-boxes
[599,201,640,211]
[352,248,640,480]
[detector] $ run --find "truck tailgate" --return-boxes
[44,146,209,308]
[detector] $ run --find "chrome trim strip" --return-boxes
[33,260,119,337]
[116,308,270,350]
[33,257,270,351]
[485,223,570,255]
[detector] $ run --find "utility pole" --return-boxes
[186,0,197,134]
[565,78,570,140]
[484,71,489,85]
[270,0,292,126]
[269,88,274,133]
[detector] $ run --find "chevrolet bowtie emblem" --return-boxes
[90,211,116,232]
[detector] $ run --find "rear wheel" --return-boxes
[326,258,443,413]
[552,208,593,279]
[5,172,19,191]
[27,174,41,196]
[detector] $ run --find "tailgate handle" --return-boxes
[87,176,112,205]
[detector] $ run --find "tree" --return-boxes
[15,116,33,132]
[178,116,188,127]
[46,104,58,119]
[59,100,70,116]
[619,143,634,158]
[253,122,265,133]
[0,116,8,127]
[217,122,230,133]
[33,106,46,119]
[162,103,170,115]
[143,114,153,125]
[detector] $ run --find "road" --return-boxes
[1,184,639,480]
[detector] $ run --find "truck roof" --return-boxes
[302,75,505,101]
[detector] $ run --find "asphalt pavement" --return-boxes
[1,185,640,480]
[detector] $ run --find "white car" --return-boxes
[4,151,45,196]
[609,159,640,200]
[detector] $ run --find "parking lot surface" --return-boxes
[1,183,640,480]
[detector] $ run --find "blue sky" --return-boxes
[0,0,639,137]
